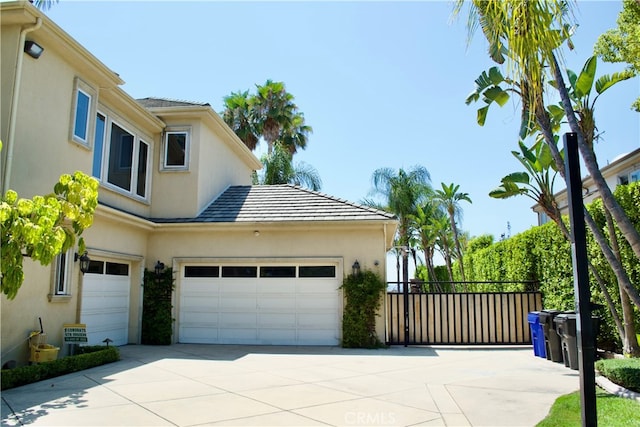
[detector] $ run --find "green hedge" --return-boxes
[458,182,640,351]
[595,358,640,393]
[341,270,387,348]
[1,346,120,390]
[141,268,174,345]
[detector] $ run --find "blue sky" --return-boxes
[45,1,639,243]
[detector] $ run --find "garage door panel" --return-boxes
[181,310,218,324]
[258,295,296,310]
[258,329,296,343]
[220,296,257,309]
[299,313,338,327]
[181,328,219,343]
[219,328,258,343]
[298,295,339,310]
[219,312,257,327]
[258,313,296,327]
[220,281,257,293]
[183,282,220,293]
[259,281,296,293]
[182,296,219,309]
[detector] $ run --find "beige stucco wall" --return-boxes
[0,259,82,365]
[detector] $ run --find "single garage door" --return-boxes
[80,260,130,346]
[179,263,341,345]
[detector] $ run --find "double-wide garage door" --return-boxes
[179,263,341,345]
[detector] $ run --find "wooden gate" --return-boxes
[386,290,542,345]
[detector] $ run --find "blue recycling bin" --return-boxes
[528,311,546,358]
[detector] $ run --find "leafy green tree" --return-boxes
[1,170,99,299]
[256,142,321,191]
[594,0,640,111]
[368,166,431,285]
[434,183,471,281]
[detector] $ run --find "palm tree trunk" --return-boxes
[449,214,467,284]
[551,53,640,262]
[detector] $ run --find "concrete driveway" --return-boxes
[1,344,578,427]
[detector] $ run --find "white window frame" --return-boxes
[92,111,107,179]
[162,127,190,171]
[49,249,73,301]
[98,116,152,202]
[70,77,97,147]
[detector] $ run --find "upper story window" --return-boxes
[91,111,152,200]
[162,128,190,170]
[106,121,149,198]
[630,169,640,183]
[70,78,97,147]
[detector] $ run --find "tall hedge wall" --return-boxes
[457,182,640,351]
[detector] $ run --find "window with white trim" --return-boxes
[102,121,149,199]
[70,78,97,146]
[162,128,190,170]
[53,250,73,296]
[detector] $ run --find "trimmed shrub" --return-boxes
[595,358,640,393]
[1,346,119,390]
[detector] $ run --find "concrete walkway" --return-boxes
[1,344,578,426]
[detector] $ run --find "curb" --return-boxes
[595,374,640,402]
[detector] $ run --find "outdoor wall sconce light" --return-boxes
[254,230,260,237]
[75,251,90,275]
[24,40,44,59]
[154,260,165,277]
[352,260,361,276]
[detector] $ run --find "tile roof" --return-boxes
[137,97,210,108]
[152,185,396,223]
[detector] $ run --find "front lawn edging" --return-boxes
[1,345,120,390]
[596,374,640,402]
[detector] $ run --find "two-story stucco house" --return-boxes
[1,1,397,366]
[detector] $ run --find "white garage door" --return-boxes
[179,264,341,345]
[80,260,130,346]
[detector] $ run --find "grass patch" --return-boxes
[536,388,639,427]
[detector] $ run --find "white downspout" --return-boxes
[2,17,43,195]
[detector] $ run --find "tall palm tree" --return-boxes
[369,166,431,285]
[222,90,259,151]
[252,80,310,155]
[280,113,312,155]
[31,0,58,10]
[257,142,321,191]
[434,183,471,282]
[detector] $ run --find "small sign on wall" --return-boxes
[63,323,88,344]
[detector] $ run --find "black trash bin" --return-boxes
[554,313,600,370]
[539,310,563,362]
[554,313,578,369]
